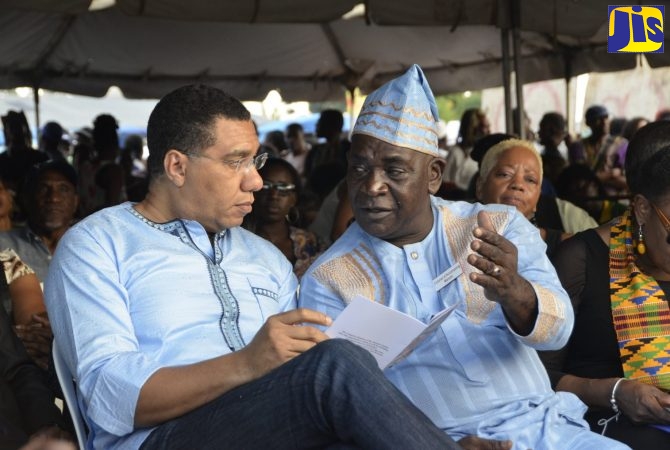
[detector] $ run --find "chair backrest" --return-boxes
[52,340,88,450]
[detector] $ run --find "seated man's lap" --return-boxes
[140,340,375,450]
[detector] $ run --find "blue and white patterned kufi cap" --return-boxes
[353,64,439,156]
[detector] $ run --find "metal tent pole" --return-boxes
[511,0,524,139]
[33,85,41,142]
[501,28,512,135]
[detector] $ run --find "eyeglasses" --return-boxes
[184,151,268,173]
[260,181,296,195]
[651,202,670,244]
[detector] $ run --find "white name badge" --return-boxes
[433,263,463,291]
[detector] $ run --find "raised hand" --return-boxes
[467,210,538,334]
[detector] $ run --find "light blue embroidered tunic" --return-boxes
[45,203,297,449]
[300,196,629,449]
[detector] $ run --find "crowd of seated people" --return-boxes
[0,105,353,448]
[2,90,670,450]
[42,85,470,450]
[0,110,145,448]
[230,108,670,450]
[541,121,670,448]
[299,66,632,449]
[292,104,670,450]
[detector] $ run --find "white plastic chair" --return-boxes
[52,340,88,449]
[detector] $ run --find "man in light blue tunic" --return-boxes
[44,85,464,449]
[299,65,630,450]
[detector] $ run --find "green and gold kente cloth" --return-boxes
[609,210,670,390]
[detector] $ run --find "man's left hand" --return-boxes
[467,211,538,334]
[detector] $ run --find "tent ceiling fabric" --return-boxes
[3,0,91,14]
[0,1,663,101]
[3,0,361,22]
[366,0,612,37]
[115,0,360,23]
[10,0,611,34]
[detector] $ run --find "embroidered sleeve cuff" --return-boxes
[512,282,570,349]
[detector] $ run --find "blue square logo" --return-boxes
[608,5,664,53]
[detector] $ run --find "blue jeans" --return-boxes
[141,339,461,449]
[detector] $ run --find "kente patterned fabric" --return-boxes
[609,209,670,390]
[352,64,440,156]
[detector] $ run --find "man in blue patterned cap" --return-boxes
[300,65,629,449]
[44,84,462,450]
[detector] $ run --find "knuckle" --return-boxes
[299,326,316,341]
[266,313,280,324]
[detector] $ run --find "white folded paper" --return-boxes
[326,295,456,369]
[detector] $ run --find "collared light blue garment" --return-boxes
[300,197,627,449]
[45,203,298,450]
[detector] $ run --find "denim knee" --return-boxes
[313,339,377,368]
[303,338,383,384]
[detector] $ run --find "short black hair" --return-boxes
[539,112,565,132]
[259,157,302,196]
[93,113,119,151]
[264,130,288,152]
[146,84,251,180]
[584,104,608,126]
[286,123,304,138]
[317,110,344,134]
[625,121,670,195]
[1,110,31,148]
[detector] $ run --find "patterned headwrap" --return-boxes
[352,64,440,156]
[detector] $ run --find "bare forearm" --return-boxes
[10,276,46,325]
[555,374,620,409]
[135,351,255,427]
[500,279,538,335]
[134,309,331,427]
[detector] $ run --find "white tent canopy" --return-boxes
[3,0,664,103]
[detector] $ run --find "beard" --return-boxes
[41,217,69,231]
